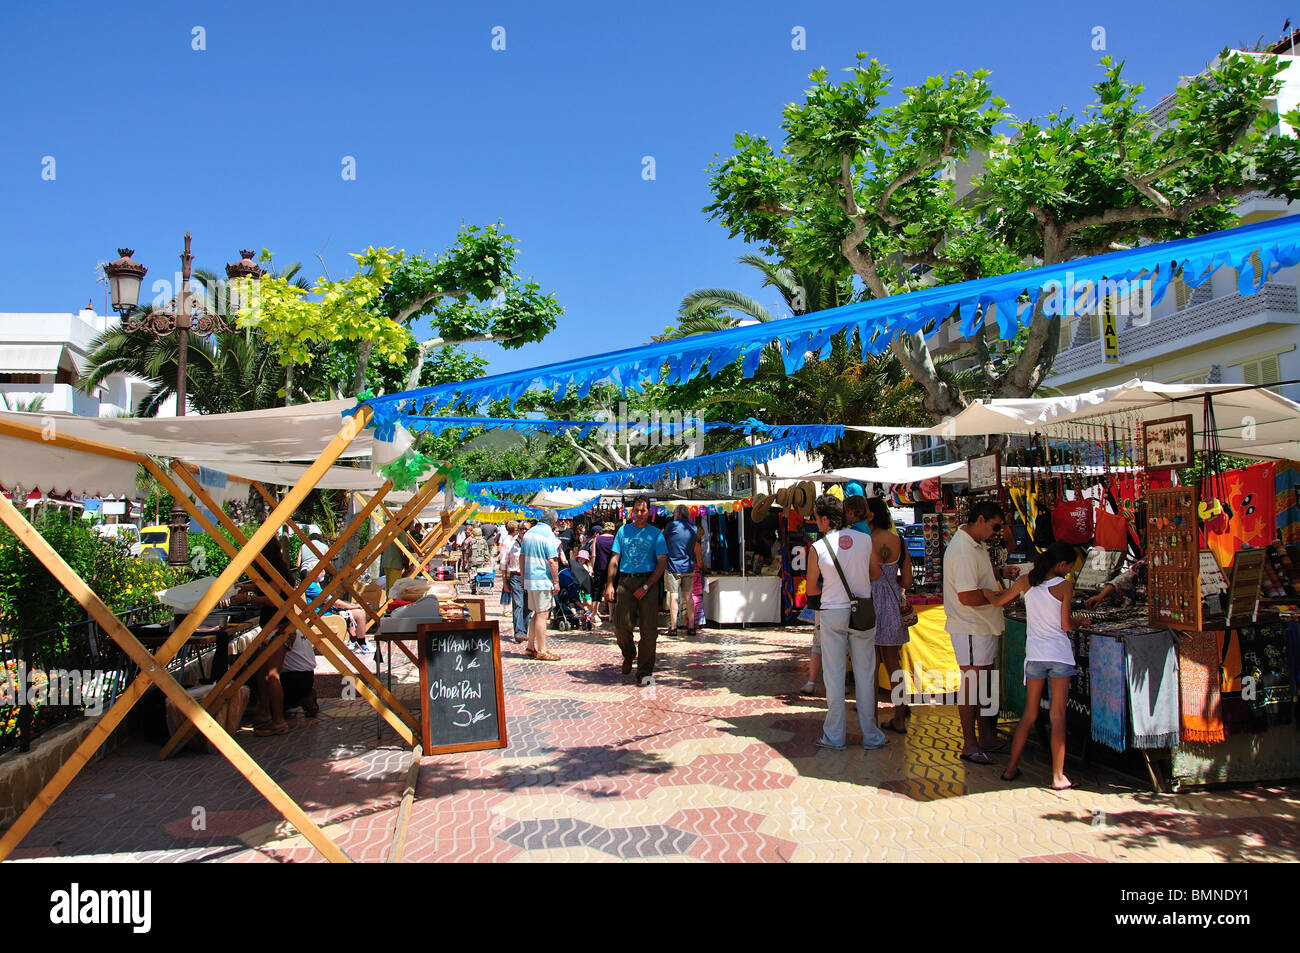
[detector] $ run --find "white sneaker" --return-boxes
[639,675,654,688]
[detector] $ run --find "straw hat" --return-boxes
[775,486,791,510]
[793,481,817,519]
[751,493,774,523]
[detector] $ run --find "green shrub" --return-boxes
[0,512,185,637]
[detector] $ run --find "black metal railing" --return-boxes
[0,605,166,756]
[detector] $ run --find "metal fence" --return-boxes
[0,605,169,756]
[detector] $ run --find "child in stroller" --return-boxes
[552,565,595,631]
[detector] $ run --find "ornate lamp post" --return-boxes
[103,233,258,569]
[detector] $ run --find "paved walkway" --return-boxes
[6,598,1300,863]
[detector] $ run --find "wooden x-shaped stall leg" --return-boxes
[374,501,437,585]
[157,469,422,759]
[369,502,477,623]
[249,481,385,634]
[0,411,373,863]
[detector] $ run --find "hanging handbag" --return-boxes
[1093,504,1129,551]
[816,535,876,631]
[1052,489,1094,545]
[899,592,919,628]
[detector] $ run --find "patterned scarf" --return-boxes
[1177,630,1225,743]
[1089,634,1128,752]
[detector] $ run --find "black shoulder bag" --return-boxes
[816,534,876,632]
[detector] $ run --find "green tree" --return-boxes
[241,223,562,402]
[705,50,1300,439]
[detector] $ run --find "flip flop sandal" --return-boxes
[1050,781,1076,791]
[534,651,561,661]
[959,752,995,766]
[1001,769,1023,782]
[524,647,538,657]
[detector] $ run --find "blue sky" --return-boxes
[1,0,1294,378]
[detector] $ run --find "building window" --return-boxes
[0,373,40,384]
[1239,353,1283,392]
[1058,317,1076,351]
[910,435,950,467]
[55,367,77,385]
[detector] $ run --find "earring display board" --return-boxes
[1142,414,1194,472]
[1146,486,1202,631]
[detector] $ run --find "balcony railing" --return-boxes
[1050,281,1299,378]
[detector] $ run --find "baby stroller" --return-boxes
[551,567,593,631]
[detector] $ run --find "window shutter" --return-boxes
[1242,361,1261,386]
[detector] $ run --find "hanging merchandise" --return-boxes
[1206,462,1277,569]
[1052,488,1094,545]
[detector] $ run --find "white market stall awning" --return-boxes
[188,459,387,492]
[0,399,374,465]
[0,433,144,499]
[861,380,1300,461]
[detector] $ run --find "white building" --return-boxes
[0,305,161,417]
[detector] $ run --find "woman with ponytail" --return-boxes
[983,542,1084,789]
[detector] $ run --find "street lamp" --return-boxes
[103,233,258,569]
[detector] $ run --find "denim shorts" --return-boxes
[1024,660,1077,680]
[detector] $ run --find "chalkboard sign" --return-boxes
[417,621,506,754]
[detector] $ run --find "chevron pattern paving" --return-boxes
[6,597,1300,863]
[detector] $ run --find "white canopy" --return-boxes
[188,459,386,491]
[863,380,1300,460]
[0,399,373,465]
[784,462,968,485]
[0,434,144,499]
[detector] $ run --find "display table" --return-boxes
[872,602,962,701]
[703,574,781,625]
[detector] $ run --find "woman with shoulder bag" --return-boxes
[805,493,888,751]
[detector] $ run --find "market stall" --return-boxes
[885,379,1300,790]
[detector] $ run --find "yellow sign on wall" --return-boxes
[1102,296,1119,363]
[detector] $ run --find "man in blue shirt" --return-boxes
[521,510,562,661]
[663,504,703,638]
[603,496,668,685]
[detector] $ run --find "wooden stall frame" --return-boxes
[249,481,386,635]
[156,468,453,756]
[155,466,420,758]
[0,410,372,863]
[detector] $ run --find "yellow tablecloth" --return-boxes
[875,603,961,697]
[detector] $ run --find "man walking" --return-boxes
[663,504,702,637]
[501,519,530,644]
[943,500,1018,764]
[603,496,668,686]
[522,510,562,661]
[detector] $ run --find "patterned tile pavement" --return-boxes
[5,594,1300,863]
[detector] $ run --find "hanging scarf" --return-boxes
[1177,630,1226,743]
[1125,631,1181,749]
[1089,634,1128,752]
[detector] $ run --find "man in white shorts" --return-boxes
[521,509,562,661]
[943,500,1019,764]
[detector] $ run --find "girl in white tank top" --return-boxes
[983,542,1085,791]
